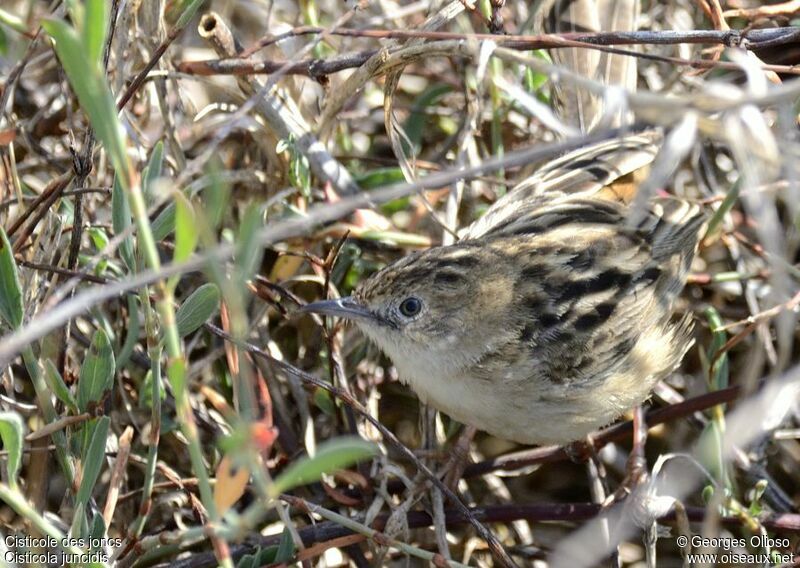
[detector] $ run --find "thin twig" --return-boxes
[239,26,800,56]
[177,30,800,78]
[724,0,800,19]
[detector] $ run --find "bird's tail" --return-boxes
[637,198,708,299]
[535,0,640,132]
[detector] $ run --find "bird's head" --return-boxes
[300,242,517,380]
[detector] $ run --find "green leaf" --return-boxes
[83,0,108,65]
[0,412,25,488]
[235,206,264,285]
[176,283,220,337]
[0,227,24,330]
[173,193,198,264]
[236,547,278,568]
[78,329,116,412]
[166,357,188,406]
[151,202,176,242]
[116,294,140,368]
[204,161,230,230]
[701,484,715,504]
[704,307,729,391]
[703,178,741,243]
[138,368,167,409]
[89,512,107,545]
[276,137,310,197]
[275,526,295,562]
[355,167,406,190]
[44,359,79,413]
[71,501,90,540]
[87,227,109,251]
[142,141,164,206]
[112,176,135,270]
[237,556,255,568]
[169,193,198,291]
[379,197,411,216]
[404,84,452,151]
[76,417,110,507]
[169,0,206,28]
[42,18,129,186]
[697,420,726,483]
[0,8,29,36]
[313,389,335,416]
[523,50,552,102]
[270,437,378,497]
[290,153,310,198]
[748,479,768,516]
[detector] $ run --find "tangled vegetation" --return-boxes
[0,1,798,566]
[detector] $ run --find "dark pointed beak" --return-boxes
[299,296,381,324]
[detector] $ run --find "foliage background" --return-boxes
[0,0,798,566]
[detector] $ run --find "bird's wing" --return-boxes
[475,194,704,264]
[483,197,704,387]
[635,197,708,298]
[462,131,660,240]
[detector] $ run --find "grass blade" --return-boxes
[0,412,24,489]
[76,416,110,508]
[78,329,116,412]
[176,283,220,337]
[0,227,23,330]
[270,437,377,497]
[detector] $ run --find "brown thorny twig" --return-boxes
[177,26,800,77]
[238,26,799,57]
[724,0,800,19]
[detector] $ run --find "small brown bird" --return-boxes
[302,132,706,445]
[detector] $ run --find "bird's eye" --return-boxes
[399,297,422,317]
